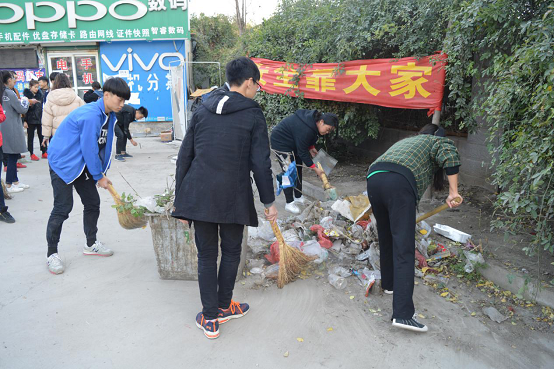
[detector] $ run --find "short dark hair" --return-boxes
[225,57,260,87]
[49,72,60,82]
[321,113,339,128]
[103,77,130,100]
[29,79,39,87]
[53,73,72,90]
[2,70,14,85]
[138,106,148,118]
[38,76,49,84]
[92,81,101,90]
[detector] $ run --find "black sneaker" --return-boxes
[122,153,133,158]
[392,314,428,332]
[114,155,126,162]
[0,211,15,223]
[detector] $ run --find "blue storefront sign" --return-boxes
[1,68,47,96]
[99,40,186,122]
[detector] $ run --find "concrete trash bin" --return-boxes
[146,214,248,281]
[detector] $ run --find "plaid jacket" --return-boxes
[369,135,461,201]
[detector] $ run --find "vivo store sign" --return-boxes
[0,1,189,44]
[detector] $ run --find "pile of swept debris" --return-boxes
[246,194,487,296]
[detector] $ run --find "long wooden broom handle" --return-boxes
[416,197,462,223]
[107,183,119,198]
[265,209,285,245]
[316,163,332,190]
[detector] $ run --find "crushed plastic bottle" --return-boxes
[328,274,347,289]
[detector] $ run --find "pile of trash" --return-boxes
[246,195,486,295]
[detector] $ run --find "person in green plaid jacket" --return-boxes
[366,124,463,333]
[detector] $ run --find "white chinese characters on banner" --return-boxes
[147,74,159,91]
[148,0,166,11]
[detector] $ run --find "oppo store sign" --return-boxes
[0,0,189,44]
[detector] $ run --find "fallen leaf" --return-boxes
[241,281,246,285]
[471,312,477,316]
[418,314,425,319]
[327,327,333,331]
[369,309,377,313]
[350,295,355,300]
[441,292,449,297]
[297,338,304,342]
[283,351,289,357]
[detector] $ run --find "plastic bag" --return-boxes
[301,240,328,264]
[320,216,334,229]
[463,250,485,273]
[265,264,279,279]
[362,267,381,280]
[309,225,333,249]
[329,266,352,278]
[328,274,347,289]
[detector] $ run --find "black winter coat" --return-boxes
[172,88,275,226]
[270,109,319,167]
[115,104,136,140]
[23,89,43,125]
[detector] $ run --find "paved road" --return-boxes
[1,138,552,368]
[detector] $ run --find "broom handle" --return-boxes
[416,197,461,223]
[317,163,332,190]
[107,184,119,199]
[265,209,285,245]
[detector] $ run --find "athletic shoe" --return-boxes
[30,154,39,161]
[294,196,307,204]
[42,153,48,159]
[16,163,26,168]
[195,312,219,339]
[392,314,428,332]
[46,253,64,275]
[122,153,133,158]
[384,289,394,295]
[83,241,114,256]
[6,186,24,194]
[114,155,126,162]
[0,211,15,223]
[285,202,301,214]
[218,300,250,324]
[14,183,30,189]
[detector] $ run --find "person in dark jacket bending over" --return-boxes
[83,81,103,103]
[114,104,148,161]
[270,110,338,214]
[172,57,277,340]
[366,123,463,333]
[23,80,46,160]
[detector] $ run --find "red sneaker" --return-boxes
[16,163,27,168]
[31,154,39,161]
[42,153,48,159]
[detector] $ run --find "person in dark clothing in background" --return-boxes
[38,72,59,105]
[114,104,148,161]
[0,84,15,223]
[23,80,47,160]
[366,123,463,333]
[83,81,103,103]
[172,57,277,340]
[270,110,338,214]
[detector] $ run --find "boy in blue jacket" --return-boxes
[45,77,130,275]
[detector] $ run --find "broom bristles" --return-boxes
[108,184,147,230]
[269,219,315,288]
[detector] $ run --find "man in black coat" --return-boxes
[172,57,277,340]
[83,81,103,103]
[113,104,148,161]
[270,109,338,214]
[23,80,46,160]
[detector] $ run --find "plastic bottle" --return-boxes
[328,274,347,289]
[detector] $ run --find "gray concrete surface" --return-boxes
[1,137,553,369]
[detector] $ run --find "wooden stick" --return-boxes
[416,197,461,223]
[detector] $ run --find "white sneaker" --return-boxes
[47,253,64,274]
[384,289,394,295]
[83,241,114,256]
[294,196,306,204]
[6,185,24,194]
[284,202,301,214]
[14,183,30,189]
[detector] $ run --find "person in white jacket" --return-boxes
[41,74,85,150]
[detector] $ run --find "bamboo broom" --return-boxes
[266,210,315,288]
[107,184,148,230]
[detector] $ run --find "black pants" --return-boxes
[114,124,127,154]
[46,167,100,250]
[367,172,416,320]
[5,154,19,184]
[193,220,245,320]
[0,149,6,213]
[276,153,303,203]
[27,124,46,155]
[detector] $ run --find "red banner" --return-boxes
[251,54,447,113]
